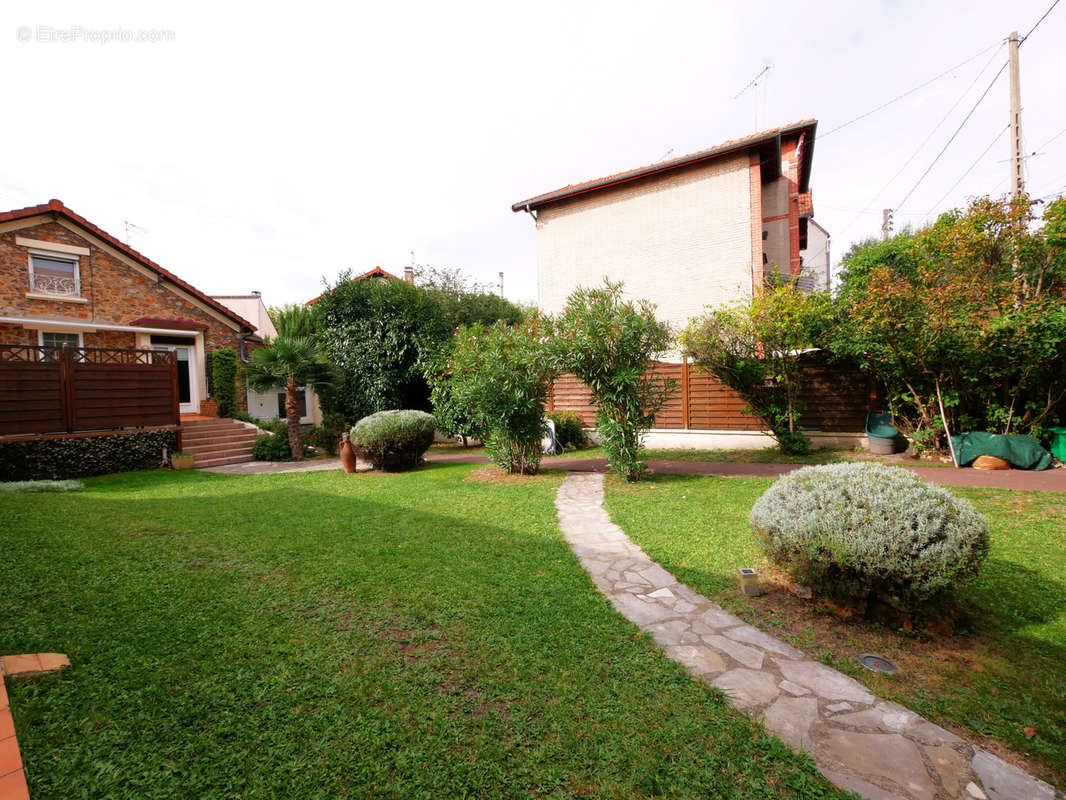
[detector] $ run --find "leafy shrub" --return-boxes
[350,410,436,471]
[0,430,177,481]
[0,479,84,493]
[551,281,673,481]
[750,463,989,611]
[211,348,239,417]
[446,322,552,474]
[252,417,288,435]
[682,286,829,454]
[309,411,347,455]
[252,431,311,461]
[549,412,588,449]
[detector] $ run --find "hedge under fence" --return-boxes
[0,429,178,481]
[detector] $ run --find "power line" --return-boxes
[926,125,1009,214]
[821,45,1005,243]
[819,41,1001,139]
[1021,0,1062,41]
[896,59,1008,210]
[1038,124,1066,150]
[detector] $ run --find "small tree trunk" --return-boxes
[286,379,303,461]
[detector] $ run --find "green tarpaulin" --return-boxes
[950,432,1053,471]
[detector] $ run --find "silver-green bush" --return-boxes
[749,463,989,610]
[350,410,436,471]
[0,479,85,493]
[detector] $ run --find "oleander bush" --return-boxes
[549,411,588,449]
[749,463,989,611]
[445,322,552,474]
[350,410,436,471]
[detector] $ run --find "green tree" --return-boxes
[446,320,552,474]
[313,274,448,422]
[551,281,673,481]
[829,194,1066,446]
[682,286,830,455]
[243,336,335,460]
[268,303,317,338]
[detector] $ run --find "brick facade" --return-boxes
[0,207,251,413]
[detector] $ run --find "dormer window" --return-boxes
[29,251,81,297]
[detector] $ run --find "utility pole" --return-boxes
[881,209,894,240]
[1009,30,1024,199]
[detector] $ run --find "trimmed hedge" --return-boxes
[350,410,435,471]
[750,462,989,611]
[0,429,178,481]
[211,348,238,417]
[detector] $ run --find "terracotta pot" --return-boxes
[340,438,357,474]
[171,453,196,471]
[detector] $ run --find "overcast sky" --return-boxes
[2,1,1064,307]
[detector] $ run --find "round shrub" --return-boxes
[253,431,296,461]
[749,463,989,611]
[350,410,436,471]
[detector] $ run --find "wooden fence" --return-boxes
[0,345,179,437]
[549,354,877,433]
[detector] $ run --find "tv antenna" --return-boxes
[123,219,148,245]
[734,63,773,130]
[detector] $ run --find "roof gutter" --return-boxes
[1,316,211,337]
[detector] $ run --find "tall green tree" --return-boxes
[244,336,335,460]
[829,194,1066,446]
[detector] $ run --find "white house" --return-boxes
[512,120,822,338]
[212,292,323,427]
[511,120,867,450]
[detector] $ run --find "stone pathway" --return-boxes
[199,457,346,475]
[555,472,1062,800]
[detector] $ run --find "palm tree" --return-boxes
[244,336,335,460]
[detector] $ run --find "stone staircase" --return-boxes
[180,417,262,468]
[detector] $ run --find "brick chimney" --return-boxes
[404,266,414,284]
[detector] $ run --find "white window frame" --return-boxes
[28,250,81,298]
[37,329,84,348]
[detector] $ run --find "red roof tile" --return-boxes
[0,199,256,332]
[512,119,817,212]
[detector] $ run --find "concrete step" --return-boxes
[182,431,260,446]
[182,423,256,435]
[186,441,255,457]
[194,453,259,468]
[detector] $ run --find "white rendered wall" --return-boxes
[535,153,754,342]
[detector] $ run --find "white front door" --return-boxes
[152,344,198,414]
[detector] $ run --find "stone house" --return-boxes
[0,199,257,416]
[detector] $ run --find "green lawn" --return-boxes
[0,466,849,799]
[604,474,1066,789]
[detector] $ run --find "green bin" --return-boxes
[1050,427,1066,461]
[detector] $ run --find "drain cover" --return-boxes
[858,653,899,674]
